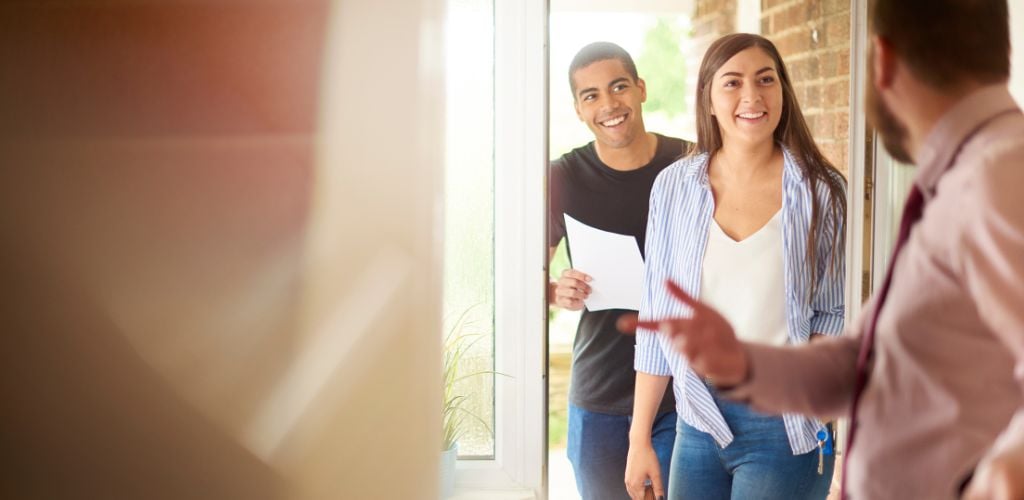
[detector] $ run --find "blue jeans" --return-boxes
[668,394,834,500]
[567,404,677,500]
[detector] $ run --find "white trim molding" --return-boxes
[456,0,548,496]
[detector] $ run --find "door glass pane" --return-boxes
[443,0,495,459]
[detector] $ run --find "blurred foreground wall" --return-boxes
[0,1,444,498]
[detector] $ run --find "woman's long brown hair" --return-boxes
[693,33,847,295]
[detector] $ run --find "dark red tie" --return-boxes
[840,184,925,499]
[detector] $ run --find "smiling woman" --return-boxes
[627,33,847,500]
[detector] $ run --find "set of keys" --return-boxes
[816,427,834,475]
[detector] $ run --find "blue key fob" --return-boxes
[817,429,834,455]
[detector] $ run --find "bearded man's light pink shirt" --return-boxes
[728,84,1024,500]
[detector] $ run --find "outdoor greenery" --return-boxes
[636,17,688,118]
[443,309,502,451]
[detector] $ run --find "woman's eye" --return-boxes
[724,80,739,88]
[760,76,776,85]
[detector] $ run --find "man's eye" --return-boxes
[613,84,627,92]
[582,94,596,101]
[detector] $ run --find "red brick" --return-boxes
[820,51,838,78]
[774,7,790,31]
[776,31,810,57]
[823,0,847,16]
[834,111,850,140]
[805,83,822,108]
[817,113,836,140]
[792,83,808,106]
[827,13,851,43]
[835,141,849,174]
[771,12,786,36]
[817,141,836,163]
[804,0,823,21]
[825,80,850,107]
[802,56,821,81]
[838,51,850,76]
[786,4,802,30]
[837,79,850,107]
[804,112,819,133]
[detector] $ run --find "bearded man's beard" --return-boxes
[866,63,914,164]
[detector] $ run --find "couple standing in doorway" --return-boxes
[549,34,844,500]
[548,1,1024,499]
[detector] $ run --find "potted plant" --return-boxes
[440,310,500,498]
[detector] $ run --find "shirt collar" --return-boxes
[682,143,803,187]
[914,84,1019,197]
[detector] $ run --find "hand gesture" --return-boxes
[963,448,1024,500]
[550,269,591,311]
[635,280,749,387]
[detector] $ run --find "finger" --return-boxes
[665,279,702,310]
[558,297,583,310]
[635,320,660,331]
[651,471,665,499]
[636,317,700,336]
[617,313,638,334]
[562,268,592,283]
[623,480,642,500]
[557,277,591,295]
[636,318,694,334]
[555,285,588,300]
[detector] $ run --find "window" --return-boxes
[444,0,547,496]
[444,0,497,460]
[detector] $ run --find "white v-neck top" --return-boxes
[635,146,846,455]
[700,210,788,347]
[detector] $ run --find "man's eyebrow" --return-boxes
[718,66,776,79]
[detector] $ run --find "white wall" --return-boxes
[0,1,444,498]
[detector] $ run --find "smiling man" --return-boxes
[548,41,692,500]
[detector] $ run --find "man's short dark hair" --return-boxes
[871,0,1010,89]
[568,41,639,96]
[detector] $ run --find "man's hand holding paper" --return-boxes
[563,214,645,311]
[552,268,592,311]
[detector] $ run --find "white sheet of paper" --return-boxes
[563,214,645,311]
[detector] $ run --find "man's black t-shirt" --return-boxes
[549,133,689,415]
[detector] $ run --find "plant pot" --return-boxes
[439,443,458,498]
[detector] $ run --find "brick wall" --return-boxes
[689,0,851,175]
[686,0,737,128]
[762,0,850,175]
